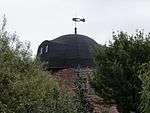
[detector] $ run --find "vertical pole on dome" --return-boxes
[75,27,77,34]
[74,13,77,34]
[74,19,77,34]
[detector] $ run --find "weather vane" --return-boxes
[72,18,85,34]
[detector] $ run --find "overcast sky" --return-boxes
[0,0,150,56]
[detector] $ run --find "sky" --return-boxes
[0,0,150,56]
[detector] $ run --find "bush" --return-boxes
[93,31,150,113]
[0,17,84,113]
[139,63,150,113]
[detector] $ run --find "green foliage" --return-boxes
[0,17,84,113]
[93,31,150,113]
[139,63,150,113]
[75,72,90,113]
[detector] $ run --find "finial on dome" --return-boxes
[72,18,85,34]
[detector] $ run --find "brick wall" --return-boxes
[51,68,119,113]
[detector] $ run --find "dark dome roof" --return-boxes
[37,34,97,68]
[51,34,97,45]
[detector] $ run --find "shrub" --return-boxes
[0,16,84,113]
[139,63,150,113]
[93,31,150,113]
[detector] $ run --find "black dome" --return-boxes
[51,34,97,45]
[37,34,97,68]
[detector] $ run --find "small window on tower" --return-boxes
[40,47,43,55]
[46,45,48,53]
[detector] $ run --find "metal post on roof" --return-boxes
[72,18,85,34]
[75,27,77,34]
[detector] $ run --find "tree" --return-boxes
[93,31,150,113]
[139,63,150,113]
[0,16,84,113]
